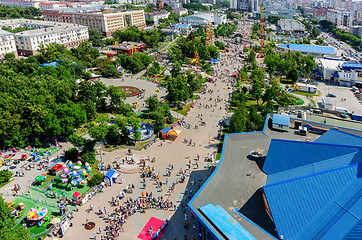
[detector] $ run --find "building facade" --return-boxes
[179,13,226,26]
[43,9,146,37]
[0,19,89,56]
[277,19,305,33]
[0,29,17,58]
[349,25,362,38]
[326,8,353,27]
[230,0,258,12]
[145,10,170,24]
[0,0,40,8]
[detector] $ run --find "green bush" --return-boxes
[0,170,12,184]
[88,173,104,187]
[64,147,78,161]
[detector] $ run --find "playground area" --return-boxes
[8,186,75,238]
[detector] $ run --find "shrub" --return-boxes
[0,170,12,184]
[64,147,78,161]
[88,173,104,187]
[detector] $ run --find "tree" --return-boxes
[229,110,247,133]
[214,41,226,50]
[0,169,11,184]
[4,53,15,62]
[89,123,108,142]
[105,124,119,145]
[88,29,105,47]
[287,68,300,83]
[88,173,104,186]
[107,85,126,112]
[0,197,30,240]
[167,75,190,102]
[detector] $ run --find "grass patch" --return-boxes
[280,78,294,84]
[293,91,319,97]
[171,103,193,116]
[42,173,57,187]
[215,152,221,160]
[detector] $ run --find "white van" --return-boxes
[335,107,349,114]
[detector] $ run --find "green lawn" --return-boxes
[33,148,59,156]
[171,103,193,116]
[50,176,91,198]
[293,90,320,97]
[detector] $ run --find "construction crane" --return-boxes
[259,4,265,58]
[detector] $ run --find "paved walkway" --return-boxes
[61,48,243,240]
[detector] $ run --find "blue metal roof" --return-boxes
[342,62,362,71]
[277,43,336,55]
[262,139,361,175]
[199,204,256,240]
[174,24,191,28]
[272,114,290,126]
[263,163,362,240]
[266,151,361,184]
[314,128,362,147]
[104,169,116,179]
[159,127,171,133]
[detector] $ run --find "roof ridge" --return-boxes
[264,162,361,189]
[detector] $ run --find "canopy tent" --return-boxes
[159,127,171,140]
[168,129,182,136]
[103,169,119,186]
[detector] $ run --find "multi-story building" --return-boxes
[162,0,181,9]
[39,2,86,11]
[145,10,170,24]
[0,29,17,58]
[0,0,40,8]
[326,8,353,27]
[0,19,89,56]
[43,8,146,37]
[230,0,258,12]
[277,19,305,33]
[156,0,163,9]
[349,25,362,38]
[172,8,188,16]
[179,12,226,26]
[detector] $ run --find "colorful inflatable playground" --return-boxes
[27,206,49,227]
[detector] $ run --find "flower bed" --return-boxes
[118,86,142,97]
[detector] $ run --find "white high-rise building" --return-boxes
[326,8,353,27]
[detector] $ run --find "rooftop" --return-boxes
[318,58,345,69]
[189,114,362,240]
[342,62,362,70]
[277,43,336,55]
[0,29,13,36]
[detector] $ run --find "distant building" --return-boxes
[316,59,362,87]
[272,114,290,131]
[173,24,192,34]
[264,8,297,19]
[156,0,163,9]
[277,19,305,33]
[230,0,258,12]
[277,43,336,58]
[162,0,181,9]
[39,2,86,11]
[43,8,146,37]
[179,12,226,26]
[349,25,362,38]
[313,6,333,19]
[0,19,88,56]
[172,8,188,16]
[0,29,17,58]
[145,10,170,24]
[0,0,40,8]
[326,8,353,27]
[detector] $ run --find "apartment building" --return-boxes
[0,19,88,56]
[145,10,170,24]
[326,8,353,27]
[0,29,17,58]
[43,8,146,37]
[0,0,40,8]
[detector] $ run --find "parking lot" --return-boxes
[315,81,362,115]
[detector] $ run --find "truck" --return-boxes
[335,107,349,114]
